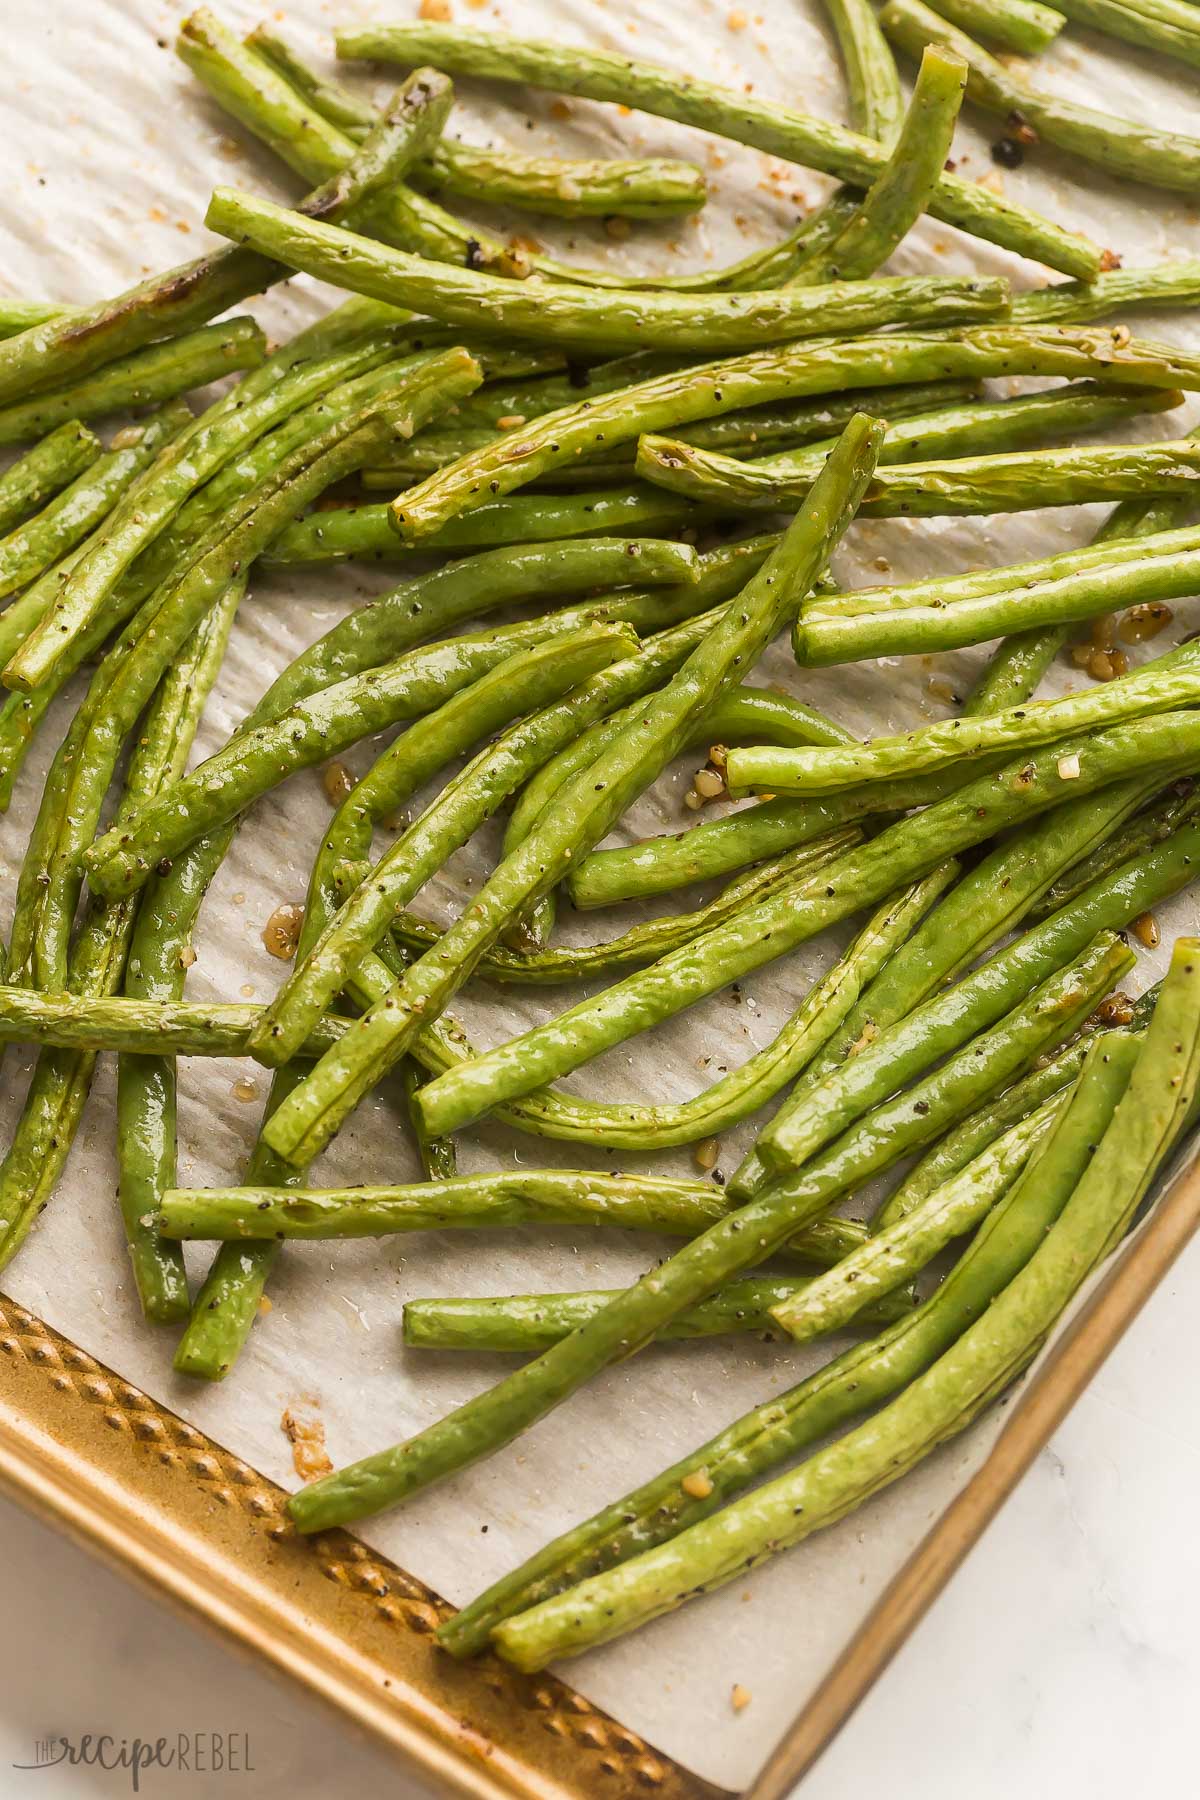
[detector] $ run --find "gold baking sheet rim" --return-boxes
[0,1142,1195,1800]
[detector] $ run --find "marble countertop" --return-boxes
[3,1228,1196,1800]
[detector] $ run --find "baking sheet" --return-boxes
[1,0,1198,1787]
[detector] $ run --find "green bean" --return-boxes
[337,22,1108,277]
[566,766,982,909]
[286,935,1126,1535]
[873,1038,1102,1231]
[0,575,244,1274]
[0,318,268,447]
[0,405,190,607]
[637,379,1179,510]
[83,616,635,904]
[812,516,1200,623]
[821,0,905,141]
[1033,779,1200,919]
[729,769,1166,1198]
[247,23,708,219]
[207,187,1007,360]
[402,1277,917,1354]
[771,1098,1065,1343]
[1011,260,1200,325]
[157,1168,866,1268]
[790,47,966,287]
[252,416,885,1163]
[383,325,1200,542]
[382,834,861,993]
[726,639,1200,797]
[961,491,1187,716]
[400,1061,456,1181]
[259,532,710,716]
[31,365,470,993]
[0,990,349,1060]
[1051,0,1200,70]
[439,1024,1137,1658]
[413,720,1200,1136]
[488,976,1194,1670]
[668,432,1200,521]
[172,1067,302,1382]
[927,0,1066,54]
[796,539,1200,663]
[411,870,953,1150]
[261,489,717,565]
[0,423,100,534]
[883,0,1200,192]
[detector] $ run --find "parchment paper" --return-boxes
[1,0,1198,1786]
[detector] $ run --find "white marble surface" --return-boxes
[4,1226,1197,1799]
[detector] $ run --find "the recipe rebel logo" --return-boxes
[13,1732,256,1790]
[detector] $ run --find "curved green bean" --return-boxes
[381,834,860,992]
[83,618,636,903]
[260,532,710,717]
[791,47,966,286]
[407,871,954,1150]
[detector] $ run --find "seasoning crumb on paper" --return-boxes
[282,1405,334,1483]
[731,1684,752,1713]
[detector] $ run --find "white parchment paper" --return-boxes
[1,1,1198,1786]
